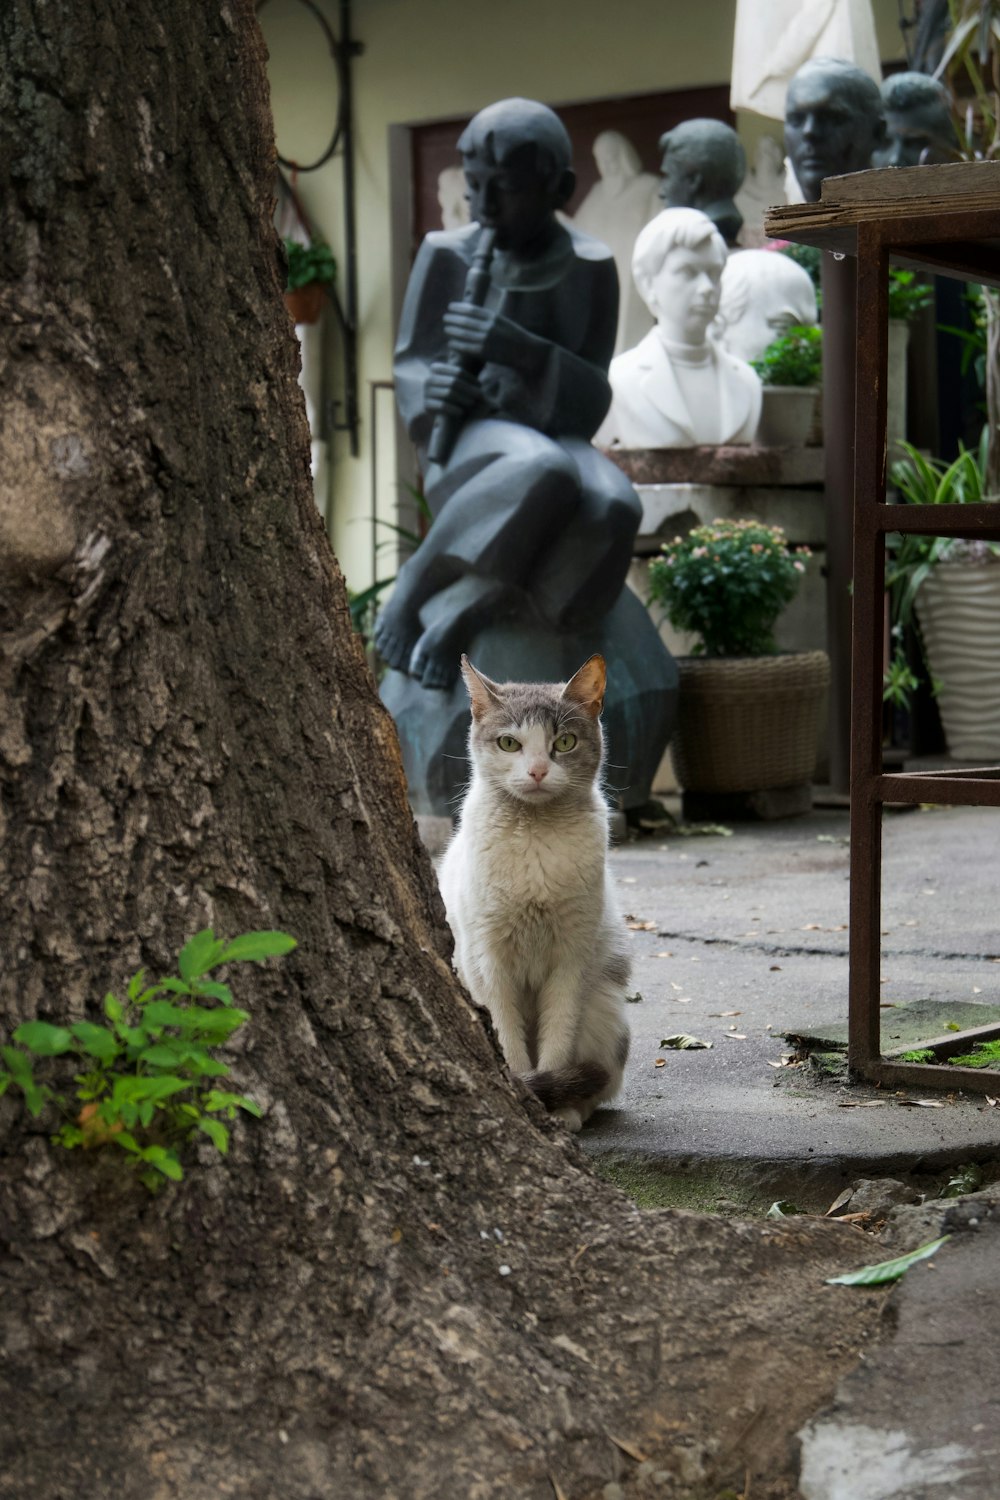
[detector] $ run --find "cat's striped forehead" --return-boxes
[473,683,587,732]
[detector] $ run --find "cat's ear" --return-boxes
[562,655,606,719]
[460,656,503,720]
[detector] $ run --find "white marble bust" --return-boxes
[596,208,762,449]
[716,248,818,363]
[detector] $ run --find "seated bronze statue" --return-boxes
[375,97,642,691]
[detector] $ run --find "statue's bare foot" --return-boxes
[408,619,463,691]
[373,598,421,674]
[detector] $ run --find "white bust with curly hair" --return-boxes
[596,208,762,449]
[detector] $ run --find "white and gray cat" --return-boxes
[438,653,630,1131]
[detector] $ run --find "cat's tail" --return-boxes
[523,1061,611,1112]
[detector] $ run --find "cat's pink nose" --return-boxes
[528,763,549,784]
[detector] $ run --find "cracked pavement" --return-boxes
[583,802,1000,1204]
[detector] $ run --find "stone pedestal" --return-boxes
[381,587,677,818]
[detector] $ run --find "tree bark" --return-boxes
[0,6,880,1497]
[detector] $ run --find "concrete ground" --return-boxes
[423,797,1000,1496]
[586,798,1000,1499]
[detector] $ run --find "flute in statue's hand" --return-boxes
[425,227,497,465]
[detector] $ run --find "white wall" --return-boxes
[259,0,906,593]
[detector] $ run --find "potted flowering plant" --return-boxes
[751,325,822,447]
[648,519,828,803]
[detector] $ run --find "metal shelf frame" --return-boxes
[792,199,1000,1092]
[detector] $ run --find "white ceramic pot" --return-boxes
[755,385,819,447]
[916,557,1000,760]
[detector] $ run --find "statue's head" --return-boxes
[657,119,747,208]
[592,129,641,183]
[457,98,575,251]
[718,249,818,363]
[632,207,728,344]
[874,71,957,168]
[785,57,886,202]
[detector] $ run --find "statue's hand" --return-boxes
[425,359,481,417]
[443,303,544,374]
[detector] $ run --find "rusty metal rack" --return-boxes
[776,178,1000,1093]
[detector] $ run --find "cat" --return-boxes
[437,653,630,1131]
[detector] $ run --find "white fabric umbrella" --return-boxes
[730,0,882,120]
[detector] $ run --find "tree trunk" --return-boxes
[0,6,879,1497]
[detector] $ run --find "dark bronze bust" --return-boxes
[874,71,957,168]
[784,57,887,202]
[657,118,747,246]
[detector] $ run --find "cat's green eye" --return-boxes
[553,732,578,753]
[497,735,521,753]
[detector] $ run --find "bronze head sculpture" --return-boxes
[657,118,746,246]
[784,57,887,202]
[874,71,957,168]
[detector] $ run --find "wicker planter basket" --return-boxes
[670,650,830,794]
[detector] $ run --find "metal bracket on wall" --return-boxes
[259,0,362,457]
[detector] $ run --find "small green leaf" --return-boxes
[215,931,297,965]
[237,1096,263,1118]
[2,1046,34,1083]
[658,1034,713,1050]
[104,992,124,1021]
[178,929,227,981]
[139,1145,184,1180]
[198,1117,229,1153]
[13,1021,74,1056]
[191,981,233,1004]
[139,1043,187,1069]
[22,1081,50,1118]
[69,1021,120,1063]
[826,1234,951,1287]
[156,977,194,996]
[126,970,147,1002]
[141,1001,195,1030]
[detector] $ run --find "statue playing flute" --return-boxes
[377,97,643,690]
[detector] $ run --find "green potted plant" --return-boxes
[751,324,822,447]
[283,236,336,325]
[886,431,1000,760]
[648,519,828,806]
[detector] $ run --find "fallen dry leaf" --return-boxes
[655,951,674,958]
[722,1032,749,1041]
[986,1096,998,1107]
[627,920,657,931]
[659,1033,712,1050]
[837,1100,886,1108]
[770,965,782,971]
[801,923,822,930]
[824,1188,854,1217]
[606,1434,649,1464]
[896,1098,946,1108]
[654,1058,666,1068]
[708,1009,741,1017]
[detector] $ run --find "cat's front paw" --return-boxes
[551,1105,583,1133]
